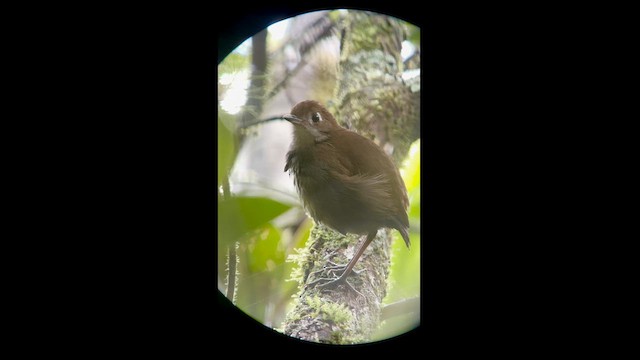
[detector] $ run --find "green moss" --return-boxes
[322,301,351,324]
[302,295,369,344]
[284,309,301,323]
[348,13,402,53]
[286,247,310,285]
[309,224,358,254]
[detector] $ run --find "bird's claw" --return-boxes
[307,265,366,298]
[310,259,367,278]
[307,275,365,298]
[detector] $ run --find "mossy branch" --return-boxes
[281,11,419,344]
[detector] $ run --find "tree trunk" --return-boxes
[282,11,420,344]
[238,28,268,131]
[223,29,268,305]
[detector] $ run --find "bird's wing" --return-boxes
[331,129,409,210]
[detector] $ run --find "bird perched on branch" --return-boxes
[283,100,410,291]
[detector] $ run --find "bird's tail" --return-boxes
[398,226,411,249]
[390,216,411,249]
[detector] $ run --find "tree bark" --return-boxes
[238,29,268,131]
[282,11,420,344]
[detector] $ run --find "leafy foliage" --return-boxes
[217,196,291,247]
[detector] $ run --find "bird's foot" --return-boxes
[307,261,366,281]
[308,274,365,298]
[307,263,366,297]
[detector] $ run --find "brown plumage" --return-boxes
[283,100,410,289]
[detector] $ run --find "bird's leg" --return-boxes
[307,231,376,293]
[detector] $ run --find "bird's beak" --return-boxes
[282,114,302,125]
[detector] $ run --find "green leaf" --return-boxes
[218,196,291,247]
[247,223,285,273]
[400,139,420,193]
[387,139,421,303]
[291,217,313,249]
[217,114,235,187]
[387,232,421,303]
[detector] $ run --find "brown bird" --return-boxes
[283,100,410,291]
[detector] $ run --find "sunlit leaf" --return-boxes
[408,187,421,224]
[386,139,421,311]
[387,232,421,303]
[400,139,420,193]
[248,223,284,273]
[400,139,420,233]
[218,196,291,247]
[291,217,313,249]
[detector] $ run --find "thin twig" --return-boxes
[222,177,238,303]
[226,244,237,303]
[237,116,285,129]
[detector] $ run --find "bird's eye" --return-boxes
[311,112,322,123]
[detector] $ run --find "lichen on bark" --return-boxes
[331,11,419,164]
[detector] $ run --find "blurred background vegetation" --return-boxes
[218,9,420,340]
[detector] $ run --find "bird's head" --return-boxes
[282,100,340,144]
